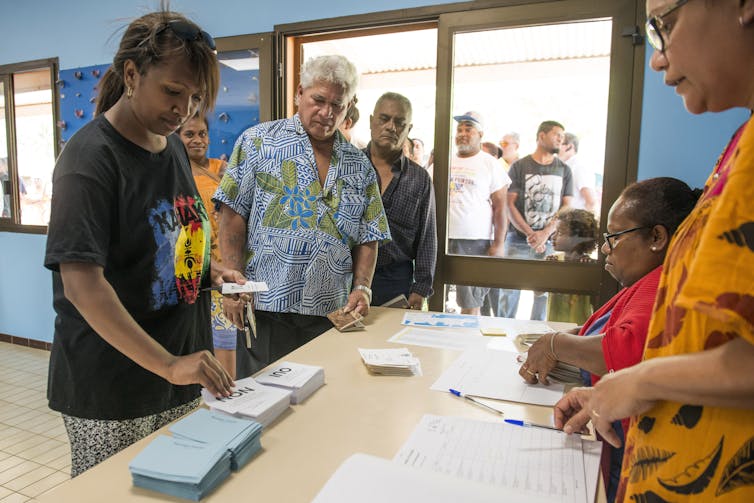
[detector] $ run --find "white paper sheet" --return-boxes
[388,326,488,351]
[394,414,591,503]
[312,453,535,503]
[430,347,565,406]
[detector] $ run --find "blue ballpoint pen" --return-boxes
[504,419,561,431]
[449,389,505,417]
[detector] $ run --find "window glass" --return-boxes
[13,68,55,225]
[445,284,594,323]
[0,81,9,219]
[447,20,612,261]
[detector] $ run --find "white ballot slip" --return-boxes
[201,377,291,427]
[221,281,269,294]
[254,361,325,404]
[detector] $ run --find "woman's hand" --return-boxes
[519,332,558,385]
[553,366,657,447]
[164,350,234,397]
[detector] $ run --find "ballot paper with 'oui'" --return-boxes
[358,348,421,376]
[254,361,325,404]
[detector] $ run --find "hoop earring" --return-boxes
[126,87,133,99]
[650,246,657,251]
[740,16,746,27]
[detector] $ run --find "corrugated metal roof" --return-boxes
[303,20,612,74]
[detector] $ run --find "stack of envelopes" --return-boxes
[358,348,421,376]
[169,408,263,471]
[128,435,231,501]
[202,376,292,427]
[254,361,325,404]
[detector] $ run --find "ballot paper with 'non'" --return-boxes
[201,377,291,427]
[358,348,421,376]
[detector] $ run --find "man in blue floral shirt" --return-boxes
[214,55,390,371]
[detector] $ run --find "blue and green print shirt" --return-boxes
[213,114,391,316]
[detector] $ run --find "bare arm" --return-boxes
[555,337,754,446]
[344,241,378,316]
[489,186,508,257]
[60,262,233,396]
[521,332,606,385]
[218,204,249,329]
[506,191,532,236]
[580,187,597,213]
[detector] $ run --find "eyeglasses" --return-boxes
[157,20,216,50]
[603,226,649,252]
[645,0,689,52]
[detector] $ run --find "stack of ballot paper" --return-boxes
[254,361,325,404]
[358,348,421,376]
[516,333,583,384]
[129,435,231,501]
[202,377,292,427]
[169,408,263,471]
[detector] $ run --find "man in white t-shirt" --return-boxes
[559,133,597,213]
[448,111,511,315]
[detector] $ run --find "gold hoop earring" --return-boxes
[126,86,133,99]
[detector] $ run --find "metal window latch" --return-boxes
[622,26,644,46]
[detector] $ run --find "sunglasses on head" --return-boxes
[156,20,216,50]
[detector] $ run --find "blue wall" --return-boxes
[0,1,749,342]
[636,50,750,187]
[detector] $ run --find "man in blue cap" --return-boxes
[447,111,510,315]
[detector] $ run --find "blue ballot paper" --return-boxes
[169,408,263,471]
[129,435,232,500]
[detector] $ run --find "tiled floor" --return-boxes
[0,342,70,502]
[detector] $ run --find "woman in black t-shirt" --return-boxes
[45,11,243,477]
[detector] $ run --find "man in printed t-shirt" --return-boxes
[499,120,574,320]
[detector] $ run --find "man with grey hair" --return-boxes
[215,55,390,373]
[363,92,436,309]
[500,132,520,167]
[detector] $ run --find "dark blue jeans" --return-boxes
[371,261,414,306]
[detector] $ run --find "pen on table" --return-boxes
[504,419,561,432]
[449,389,504,417]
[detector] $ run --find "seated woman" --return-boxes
[545,208,599,323]
[519,177,700,502]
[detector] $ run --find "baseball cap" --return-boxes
[453,111,484,131]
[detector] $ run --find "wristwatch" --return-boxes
[353,284,372,304]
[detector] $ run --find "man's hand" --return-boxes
[407,292,425,310]
[526,229,551,251]
[487,241,505,257]
[216,268,251,329]
[343,289,370,316]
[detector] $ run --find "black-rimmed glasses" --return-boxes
[603,227,649,252]
[645,0,689,52]
[157,20,216,50]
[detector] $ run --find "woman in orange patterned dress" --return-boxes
[179,115,239,377]
[554,1,754,501]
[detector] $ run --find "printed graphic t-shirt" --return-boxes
[508,155,574,235]
[44,114,212,420]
